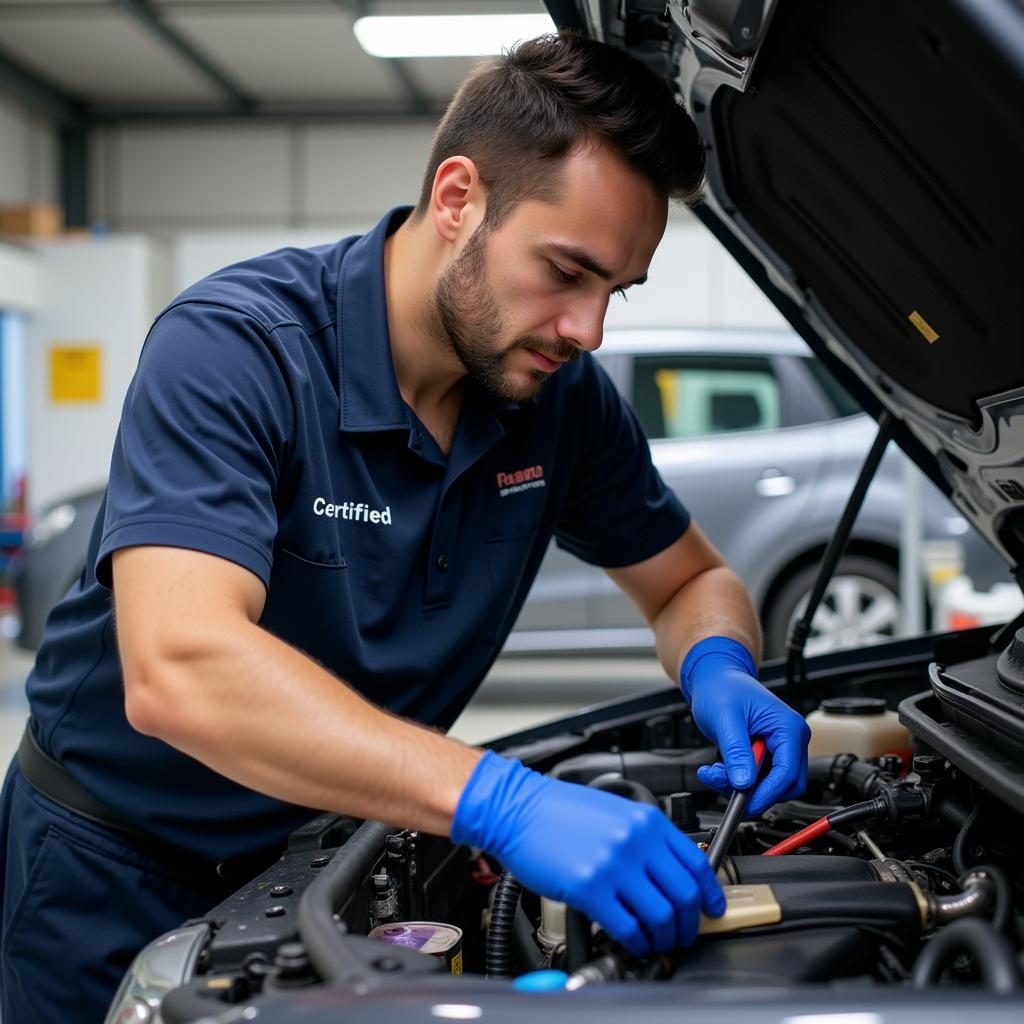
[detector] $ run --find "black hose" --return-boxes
[587,773,660,806]
[911,918,1020,993]
[296,820,391,987]
[806,755,886,803]
[952,807,980,875]
[486,871,523,978]
[970,864,1016,937]
[827,798,884,830]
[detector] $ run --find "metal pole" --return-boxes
[900,456,924,636]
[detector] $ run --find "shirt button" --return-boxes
[436,554,449,572]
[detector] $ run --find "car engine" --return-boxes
[109,621,1024,1022]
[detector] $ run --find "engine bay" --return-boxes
[123,623,1024,1022]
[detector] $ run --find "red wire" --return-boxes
[763,814,832,856]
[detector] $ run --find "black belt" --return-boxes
[17,723,153,843]
[16,723,282,883]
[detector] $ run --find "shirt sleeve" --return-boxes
[554,356,690,569]
[95,301,293,589]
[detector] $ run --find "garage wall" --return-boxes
[25,235,172,511]
[171,219,786,331]
[90,120,439,230]
[0,242,41,312]
[0,95,58,207]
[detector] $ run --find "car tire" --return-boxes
[764,556,902,660]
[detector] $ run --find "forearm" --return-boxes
[651,564,762,682]
[123,621,483,836]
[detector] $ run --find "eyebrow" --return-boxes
[549,243,648,287]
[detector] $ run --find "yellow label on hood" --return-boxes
[909,311,939,344]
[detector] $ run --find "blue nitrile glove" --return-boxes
[680,636,810,817]
[452,750,725,956]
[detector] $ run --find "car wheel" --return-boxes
[764,556,902,659]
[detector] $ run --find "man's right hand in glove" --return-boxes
[451,749,726,956]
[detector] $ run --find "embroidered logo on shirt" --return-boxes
[496,464,545,498]
[313,497,392,525]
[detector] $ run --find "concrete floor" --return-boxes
[0,628,671,769]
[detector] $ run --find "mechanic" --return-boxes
[0,32,810,1023]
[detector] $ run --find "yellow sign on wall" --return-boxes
[50,344,102,402]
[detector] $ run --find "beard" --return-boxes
[433,223,578,403]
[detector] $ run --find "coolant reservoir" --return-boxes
[806,697,911,760]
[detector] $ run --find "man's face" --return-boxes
[433,143,667,403]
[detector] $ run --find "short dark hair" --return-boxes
[414,31,705,226]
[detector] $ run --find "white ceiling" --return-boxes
[0,0,553,116]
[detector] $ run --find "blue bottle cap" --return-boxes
[512,970,569,992]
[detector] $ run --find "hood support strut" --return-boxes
[786,409,898,687]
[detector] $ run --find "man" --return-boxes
[0,31,810,1023]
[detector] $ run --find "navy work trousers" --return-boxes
[0,759,226,1024]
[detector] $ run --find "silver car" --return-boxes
[508,327,1005,659]
[11,328,1004,659]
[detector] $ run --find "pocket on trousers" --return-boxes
[3,820,213,1003]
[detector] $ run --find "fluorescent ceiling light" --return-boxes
[353,14,556,58]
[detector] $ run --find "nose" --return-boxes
[555,294,607,353]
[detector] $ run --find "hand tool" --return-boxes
[705,737,767,872]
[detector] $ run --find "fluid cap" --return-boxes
[667,792,699,832]
[820,697,887,716]
[912,753,946,783]
[513,970,569,992]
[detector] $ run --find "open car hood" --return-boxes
[547,0,1024,578]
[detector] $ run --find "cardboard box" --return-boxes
[0,203,64,238]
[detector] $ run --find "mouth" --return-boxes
[526,349,565,373]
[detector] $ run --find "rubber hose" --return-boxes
[807,755,885,801]
[296,820,391,987]
[833,757,886,799]
[911,918,1020,993]
[486,871,523,978]
[587,773,660,806]
[971,864,1016,937]
[806,756,836,790]
[952,807,979,875]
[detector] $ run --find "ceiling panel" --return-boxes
[0,11,224,103]
[163,9,407,104]
[0,0,555,113]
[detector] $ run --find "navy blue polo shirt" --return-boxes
[24,207,690,862]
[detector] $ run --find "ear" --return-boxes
[430,156,486,244]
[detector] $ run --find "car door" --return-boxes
[593,349,830,630]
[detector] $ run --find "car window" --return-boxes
[801,357,862,418]
[631,354,782,440]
